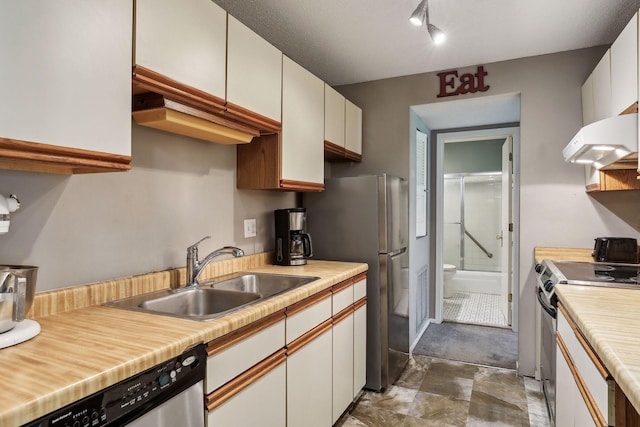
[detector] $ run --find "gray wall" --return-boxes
[336,47,640,377]
[0,122,296,291]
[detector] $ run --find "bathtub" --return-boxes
[446,270,501,295]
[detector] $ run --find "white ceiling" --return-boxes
[212,0,640,86]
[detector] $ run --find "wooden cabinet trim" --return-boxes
[324,141,362,163]
[237,133,281,190]
[354,297,367,311]
[332,278,354,294]
[225,102,281,134]
[286,318,333,356]
[558,303,610,379]
[0,139,131,174]
[333,305,353,325]
[557,333,608,427]
[352,272,367,283]
[279,179,325,192]
[133,65,226,114]
[615,382,640,426]
[286,289,332,317]
[621,102,639,115]
[206,348,286,411]
[206,310,286,357]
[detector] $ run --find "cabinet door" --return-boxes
[207,362,286,427]
[556,337,577,427]
[353,301,367,397]
[227,15,282,123]
[611,12,638,116]
[592,51,612,122]
[281,56,325,186]
[135,0,226,100]
[345,100,363,156]
[325,84,346,148]
[333,312,354,424]
[581,74,595,126]
[0,1,131,156]
[287,328,332,427]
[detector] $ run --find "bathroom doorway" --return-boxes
[436,128,519,332]
[442,139,511,327]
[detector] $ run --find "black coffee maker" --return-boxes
[274,208,313,266]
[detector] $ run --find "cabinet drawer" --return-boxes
[206,313,285,393]
[333,281,353,314]
[557,305,611,422]
[353,276,367,301]
[286,290,332,344]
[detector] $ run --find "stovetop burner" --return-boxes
[549,260,640,286]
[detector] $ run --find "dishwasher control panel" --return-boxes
[24,344,206,427]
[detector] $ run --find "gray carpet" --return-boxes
[413,322,518,369]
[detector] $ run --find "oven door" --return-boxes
[537,288,557,424]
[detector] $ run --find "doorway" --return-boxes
[441,136,513,328]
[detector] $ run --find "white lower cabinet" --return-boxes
[353,299,367,397]
[332,310,354,424]
[287,324,333,427]
[207,356,286,427]
[555,302,613,427]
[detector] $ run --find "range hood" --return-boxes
[563,113,637,169]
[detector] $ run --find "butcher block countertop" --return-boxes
[0,259,368,427]
[534,247,640,414]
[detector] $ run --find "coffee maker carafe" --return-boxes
[274,208,313,266]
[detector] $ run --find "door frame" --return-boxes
[434,126,521,333]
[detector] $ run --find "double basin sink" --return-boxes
[106,272,319,321]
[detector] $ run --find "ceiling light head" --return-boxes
[409,0,428,26]
[427,23,446,44]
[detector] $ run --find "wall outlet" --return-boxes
[244,218,257,238]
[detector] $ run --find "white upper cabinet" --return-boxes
[611,12,638,116]
[324,84,346,147]
[581,74,595,126]
[0,0,132,172]
[227,15,282,123]
[282,56,325,186]
[345,100,363,156]
[592,50,612,122]
[135,0,226,100]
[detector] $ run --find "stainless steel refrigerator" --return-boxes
[304,174,409,391]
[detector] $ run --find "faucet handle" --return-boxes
[188,236,211,254]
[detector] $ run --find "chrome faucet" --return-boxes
[178,236,245,289]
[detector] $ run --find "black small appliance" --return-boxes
[592,237,638,263]
[274,208,312,266]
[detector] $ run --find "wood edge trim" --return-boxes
[344,148,362,162]
[332,278,354,294]
[285,289,332,317]
[586,183,603,193]
[352,272,367,283]
[133,65,226,112]
[558,303,610,379]
[225,102,281,133]
[557,334,608,427]
[354,297,367,311]
[0,139,131,166]
[206,310,285,356]
[324,140,344,155]
[333,305,354,324]
[206,348,286,411]
[620,102,639,115]
[286,319,333,356]
[279,179,325,192]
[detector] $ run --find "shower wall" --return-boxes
[444,174,502,272]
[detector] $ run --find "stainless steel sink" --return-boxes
[205,272,319,298]
[106,272,319,321]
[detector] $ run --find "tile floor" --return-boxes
[443,291,508,328]
[336,356,551,427]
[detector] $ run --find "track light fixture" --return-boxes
[409,0,446,44]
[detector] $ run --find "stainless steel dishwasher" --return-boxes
[24,344,206,427]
